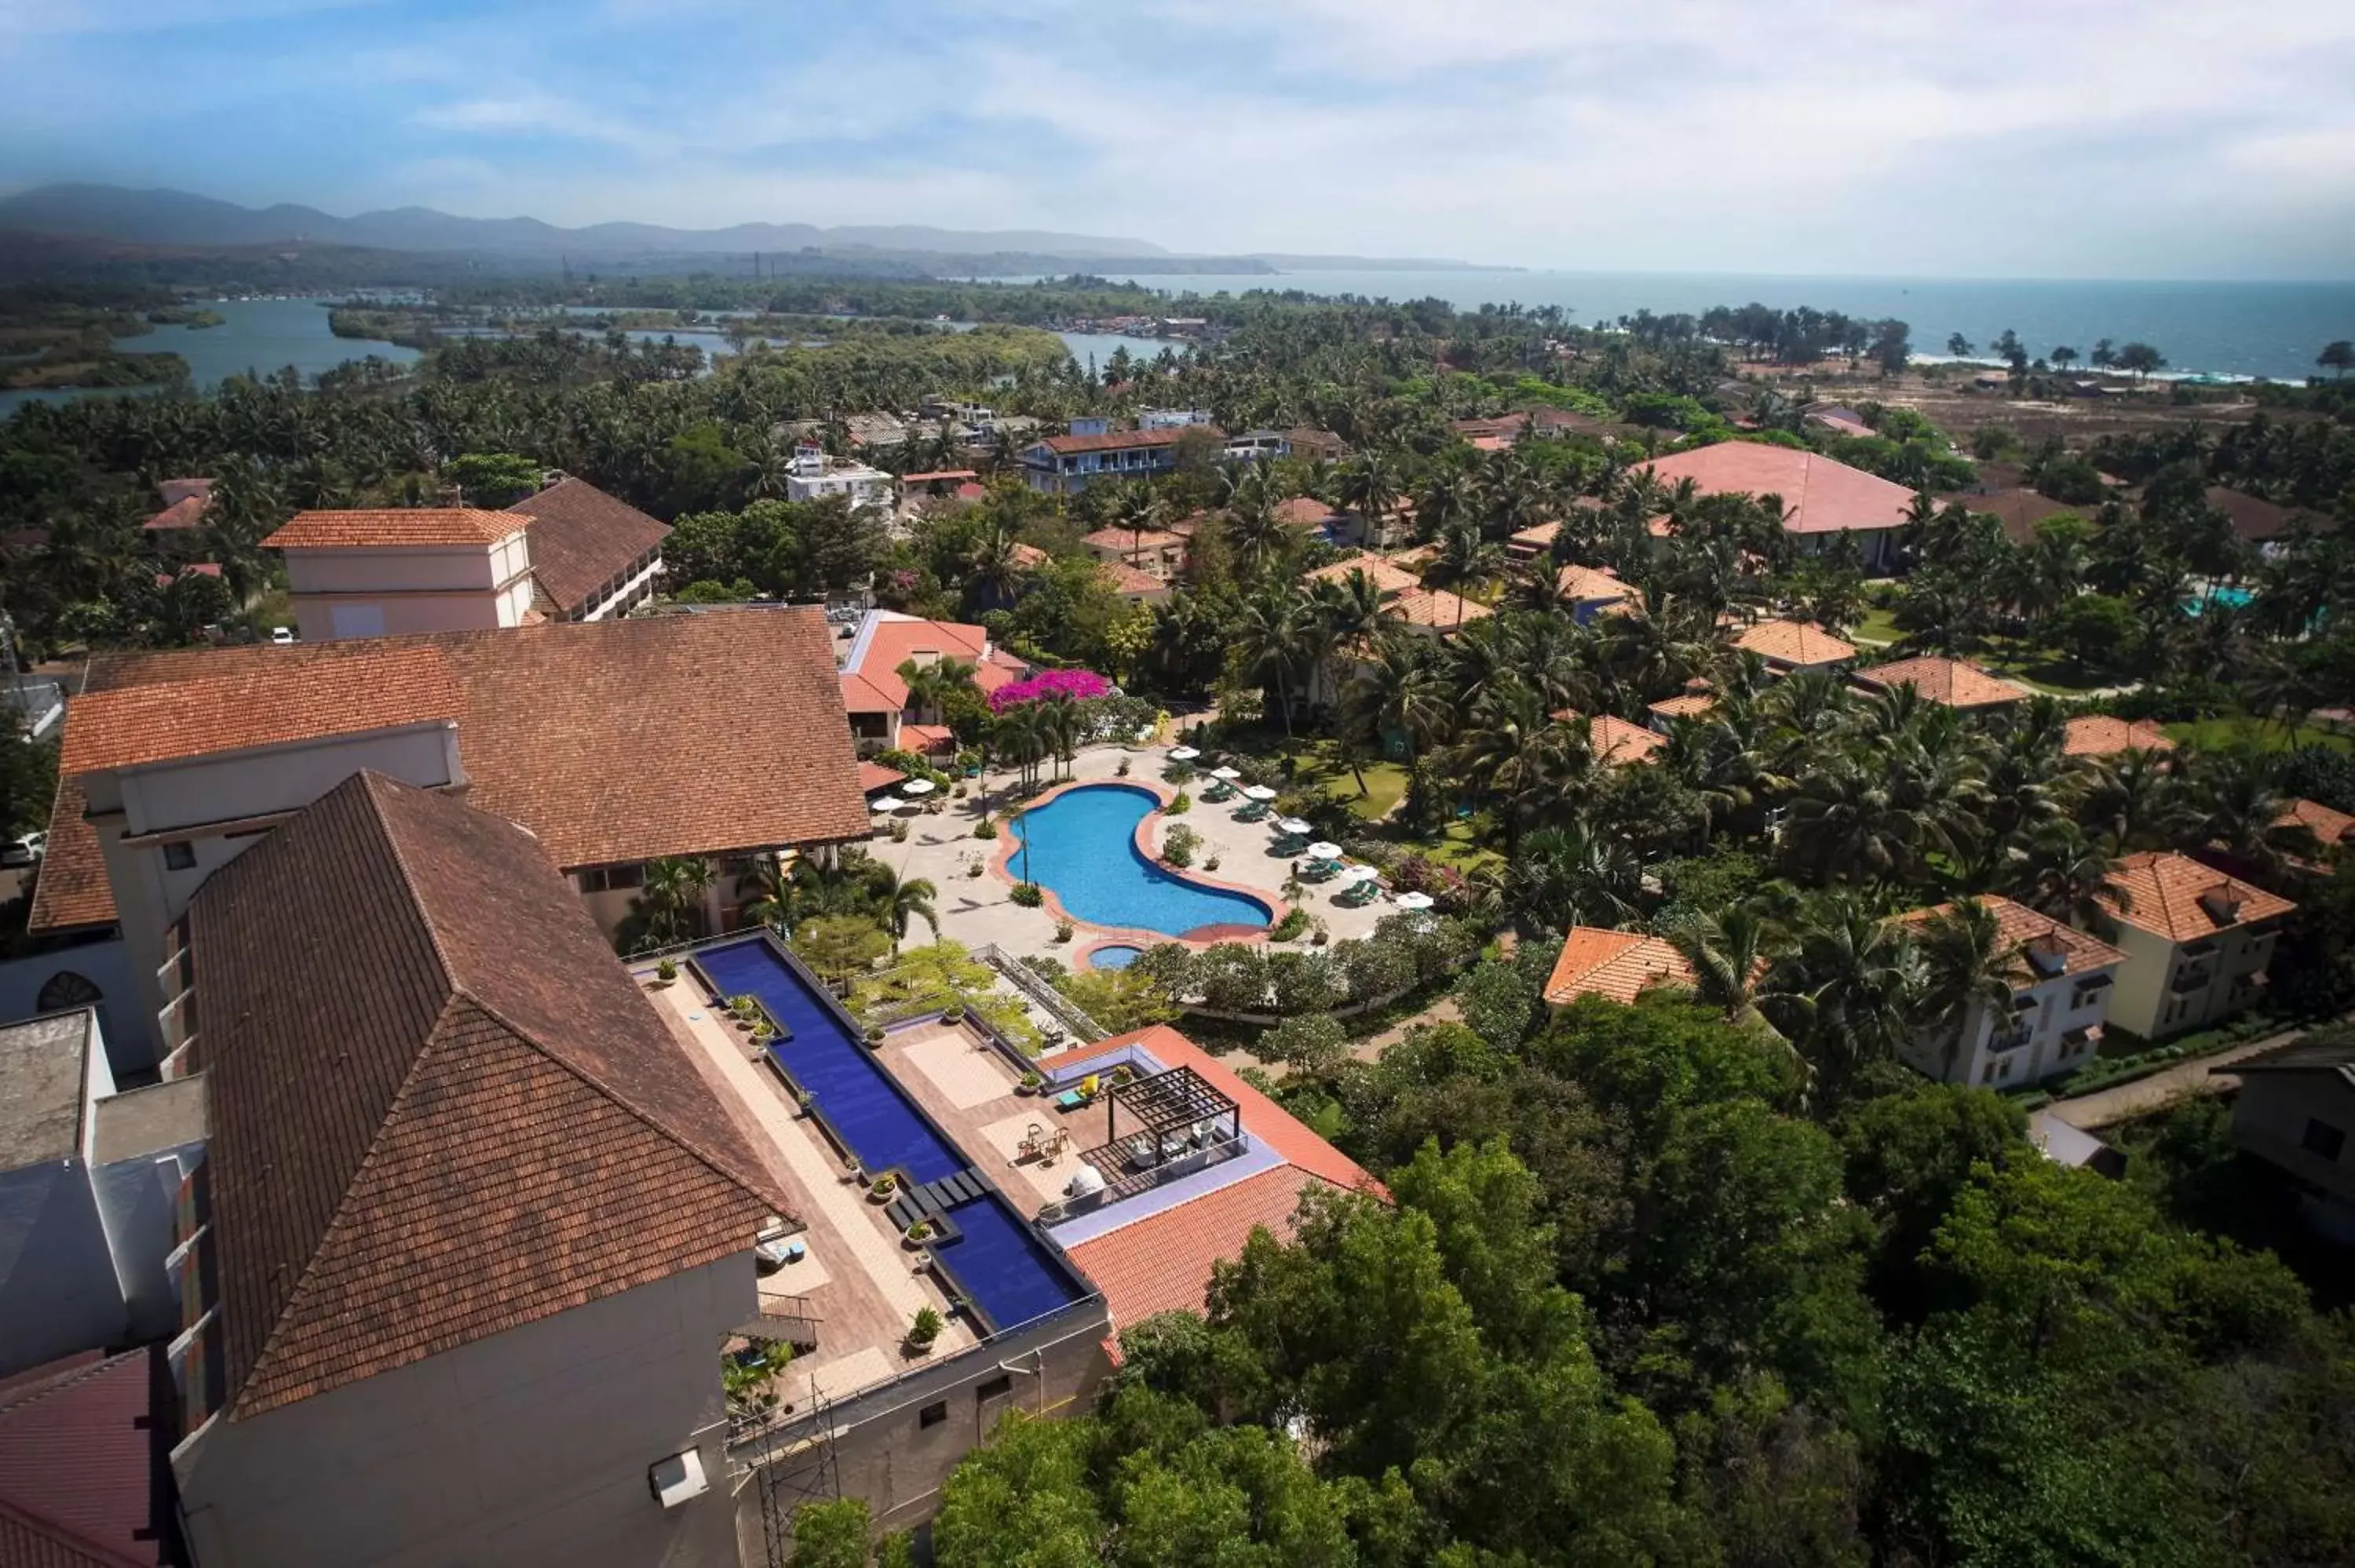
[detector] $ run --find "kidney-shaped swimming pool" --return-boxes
[1011,783,1272,939]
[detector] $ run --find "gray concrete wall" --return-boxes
[94,1143,204,1344]
[0,1160,127,1376]
[176,1253,757,1568]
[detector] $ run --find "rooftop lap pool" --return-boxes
[690,937,1088,1333]
[1011,784,1272,939]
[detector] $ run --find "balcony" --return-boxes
[2170,966,2214,995]
[1989,1025,2033,1054]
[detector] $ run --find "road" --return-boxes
[2047,1030,2302,1130]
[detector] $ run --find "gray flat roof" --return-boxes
[0,1009,96,1169]
[91,1074,207,1165]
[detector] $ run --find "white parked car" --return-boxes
[1,832,45,867]
[269,626,296,645]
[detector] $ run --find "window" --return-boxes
[974,1374,1012,1403]
[163,842,197,871]
[35,969,101,1012]
[918,1400,947,1429]
[2302,1119,2347,1162]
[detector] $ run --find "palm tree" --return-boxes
[1507,822,1640,933]
[739,855,795,932]
[1914,899,2028,1079]
[1334,449,1404,544]
[966,526,1026,607]
[2187,753,2320,877]
[1342,636,1449,768]
[871,864,940,952]
[631,856,712,951]
[1663,906,1790,1045]
[1448,680,1583,856]
[2013,820,2130,935]
[1783,896,1918,1096]
[1423,521,1502,629]
[1234,588,1315,743]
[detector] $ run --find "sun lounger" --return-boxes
[1333,879,1380,907]
[1302,859,1341,882]
[1053,1088,1088,1111]
[1234,800,1272,822]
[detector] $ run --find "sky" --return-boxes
[3,0,2353,279]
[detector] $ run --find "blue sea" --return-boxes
[1063,268,2355,384]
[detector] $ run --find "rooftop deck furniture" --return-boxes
[1302,858,1342,881]
[1233,800,1272,823]
[1333,879,1380,907]
[1201,781,1237,803]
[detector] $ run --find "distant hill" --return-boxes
[0,184,1484,275]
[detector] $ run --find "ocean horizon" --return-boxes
[1054,268,2355,384]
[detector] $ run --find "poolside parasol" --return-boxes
[869,795,904,813]
[1393,891,1436,911]
[1305,841,1343,861]
[1210,766,1242,780]
[1274,817,1313,835]
[1340,863,1381,883]
[900,778,937,797]
[1243,784,1278,800]
[1168,745,1201,761]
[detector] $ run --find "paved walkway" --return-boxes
[2047,1030,2297,1130]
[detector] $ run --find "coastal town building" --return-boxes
[25,610,869,1070]
[1893,897,2123,1086]
[0,1344,186,1566]
[2062,715,2177,758]
[1080,525,1189,582]
[264,476,669,640]
[1853,656,2032,712]
[1554,563,1638,624]
[1637,444,1919,571]
[1020,426,1199,494]
[2278,798,2355,869]
[836,610,1027,756]
[1554,709,1666,765]
[783,443,898,512]
[1730,618,1856,674]
[2094,852,2295,1039]
[0,1005,204,1377]
[1543,928,1695,1007]
[2229,1034,2355,1242]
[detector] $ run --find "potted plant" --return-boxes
[1203,854,1221,872]
[904,1219,934,1249]
[1054,918,1075,944]
[797,1090,816,1116]
[731,996,761,1032]
[890,819,911,842]
[904,1306,943,1355]
[868,1174,898,1202]
[864,1024,887,1048]
[1018,1069,1043,1096]
[1310,917,1331,946]
[654,957,679,987]
[1111,1064,1134,1088]
[940,1002,966,1024]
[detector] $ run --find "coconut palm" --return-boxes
[1914,899,2028,1078]
[1449,681,1588,856]
[871,865,941,952]
[1782,895,1918,1096]
[1234,587,1316,742]
[631,855,712,951]
[1663,906,1791,1045]
[1342,635,1449,768]
[2013,819,2131,935]
[1507,822,1641,933]
[2186,753,2320,876]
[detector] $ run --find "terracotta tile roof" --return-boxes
[1648,692,1718,721]
[263,509,525,550]
[2205,486,2334,543]
[1638,443,1918,534]
[900,469,979,483]
[1010,542,1052,567]
[838,614,1006,713]
[1556,563,1635,603]
[187,772,787,1420]
[1099,560,1166,597]
[1389,585,1492,630]
[1733,618,1855,667]
[1856,656,2031,709]
[955,482,988,501]
[0,1348,176,1567]
[900,724,957,755]
[1543,927,1694,1005]
[2062,715,2177,757]
[141,496,210,533]
[502,479,669,617]
[151,563,221,589]
[59,647,462,776]
[858,760,907,792]
[2098,851,2296,943]
[2278,797,2355,848]
[1303,556,1421,596]
[1971,487,2080,545]
[1037,427,1194,456]
[156,478,211,508]
[33,611,867,932]
[1064,1165,1330,1333]
[1554,709,1666,764]
[1275,497,1338,529]
[1080,526,1186,554]
[1896,895,2124,981]
[1510,521,1560,549]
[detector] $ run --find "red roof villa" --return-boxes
[1638,443,1919,571]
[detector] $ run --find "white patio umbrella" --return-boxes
[1305,841,1344,861]
[1393,891,1436,910]
[869,795,904,813]
[1210,766,1242,781]
[1340,864,1381,884]
[1168,745,1201,761]
[1274,817,1313,835]
[1243,784,1278,801]
[900,778,937,797]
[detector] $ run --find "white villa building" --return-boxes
[1896,896,2124,1087]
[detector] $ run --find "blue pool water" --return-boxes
[690,937,1085,1331]
[1090,945,1143,970]
[2185,585,2255,616]
[1012,785,1271,936]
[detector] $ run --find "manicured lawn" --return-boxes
[2163,717,2355,755]
[1212,731,1408,821]
[1852,607,1902,646]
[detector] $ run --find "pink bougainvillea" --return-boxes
[988,668,1111,711]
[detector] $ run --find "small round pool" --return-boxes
[1090,945,1143,970]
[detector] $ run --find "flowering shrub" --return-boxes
[988,669,1111,711]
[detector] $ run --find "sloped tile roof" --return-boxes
[0,1348,175,1566]
[858,761,907,792]
[1099,560,1166,597]
[60,647,461,777]
[140,497,209,533]
[1303,556,1421,596]
[2062,715,2177,757]
[838,614,1013,713]
[1554,709,1666,764]
[1856,657,2032,709]
[1080,527,1186,553]
[33,611,868,932]
[1555,563,1635,603]
[1038,427,1196,455]
[2279,797,2355,848]
[1638,443,1919,534]
[502,478,669,616]
[263,509,524,550]
[1510,520,1560,549]
[1733,618,1856,667]
[1648,692,1718,721]
[1064,1165,1328,1332]
[188,772,787,1419]
[1389,585,1492,630]
[1543,928,1694,1005]
[2098,851,2296,943]
[1896,895,2124,981]
[1275,497,1338,528]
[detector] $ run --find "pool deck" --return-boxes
[876,744,1393,964]
[647,977,987,1405]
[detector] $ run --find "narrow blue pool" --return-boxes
[690,937,1086,1333]
[1012,784,1272,937]
[696,938,963,1182]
